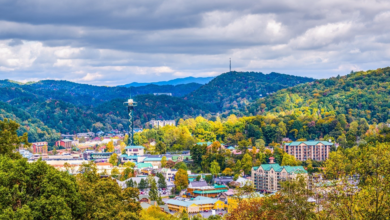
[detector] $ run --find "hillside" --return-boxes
[0,71,316,138]
[121,76,214,87]
[246,67,390,123]
[0,101,60,144]
[94,94,218,128]
[0,79,201,106]
[186,71,314,111]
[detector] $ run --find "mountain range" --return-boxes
[0,71,317,144]
[121,76,215,87]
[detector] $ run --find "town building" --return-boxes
[125,145,145,156]
[214,176,234,185]
[83,151,114,162]
[55,139,73,149]
[120,146,146,163]
[284,141,333,161]
[251,157,308,193]
[31,142,48,154]
[186,181,228,198]
[153,93,172,96]
[154,168,178,181]
[18,149,33,159]
[149,120,176,128]
[166,196,225,213]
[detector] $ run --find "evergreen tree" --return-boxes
[149,179,163,205]
[138,178,147,190]
[126,179,134,188]
[157,173,167,189]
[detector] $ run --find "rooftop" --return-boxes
[197,142,212,146]
[143,157,162,161]
[285,141,333,146]
[166,197,220,207]
[136,163,153,168]
[193,189,228,194]
[125,145,145,149]
[188,180,208,188]
[253,164,308,174]
[62,139,73,142]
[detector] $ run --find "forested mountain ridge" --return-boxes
[186,71,314,111]
[246,67,390,124]
[0,101,60,144]
[0,79,202,106]
[94,94,219,128]
[121,76,214,87]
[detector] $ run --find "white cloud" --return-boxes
[0,0,390,85]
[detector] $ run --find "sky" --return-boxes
[0,0,390,86]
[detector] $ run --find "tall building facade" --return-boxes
[149,120,176,128]
[32,142,48,154]
[251,157,308,192]
[284,141,333,161]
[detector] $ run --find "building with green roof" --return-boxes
[166,196,225,213]
[251,160,308,193]
[284,140,333,161]
[136,163,153,169]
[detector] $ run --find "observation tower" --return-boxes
[123,97,137,145]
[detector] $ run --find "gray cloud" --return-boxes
[0,0,389,85]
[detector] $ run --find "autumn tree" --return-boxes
[281,153,301,166]
[222,168,233,176]
[106,140,115,152]
[324,149,349,179]
[161,156,167,168]
[241,153,253,175]
[0,154,85,219]
[76,162,142,219]
[234,160,242,175]
[111,167,120,178]
[155,141,167,154]
[124,134,129,145]
[109,153,118,166]
[210,160,221,178]
[166,160,175,168]
[0,119,30,158]
[123,161,136,168]
[174,169,188,189]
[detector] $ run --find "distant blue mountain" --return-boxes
[121,76,215,87]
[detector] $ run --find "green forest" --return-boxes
[0,71,311,144]
[187,71,313,111]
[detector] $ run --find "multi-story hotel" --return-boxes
[251,157,307,192]
[284,141,333,161]
[149,120,176,128]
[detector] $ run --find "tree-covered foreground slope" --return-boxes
[186,71,314,111]
[246,67,390,124]
[0,119,143,219]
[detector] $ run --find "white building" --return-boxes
[149,120,176,128]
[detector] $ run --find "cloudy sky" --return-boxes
[0,0,390,86]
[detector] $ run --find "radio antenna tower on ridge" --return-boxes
[229,58,231,73]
